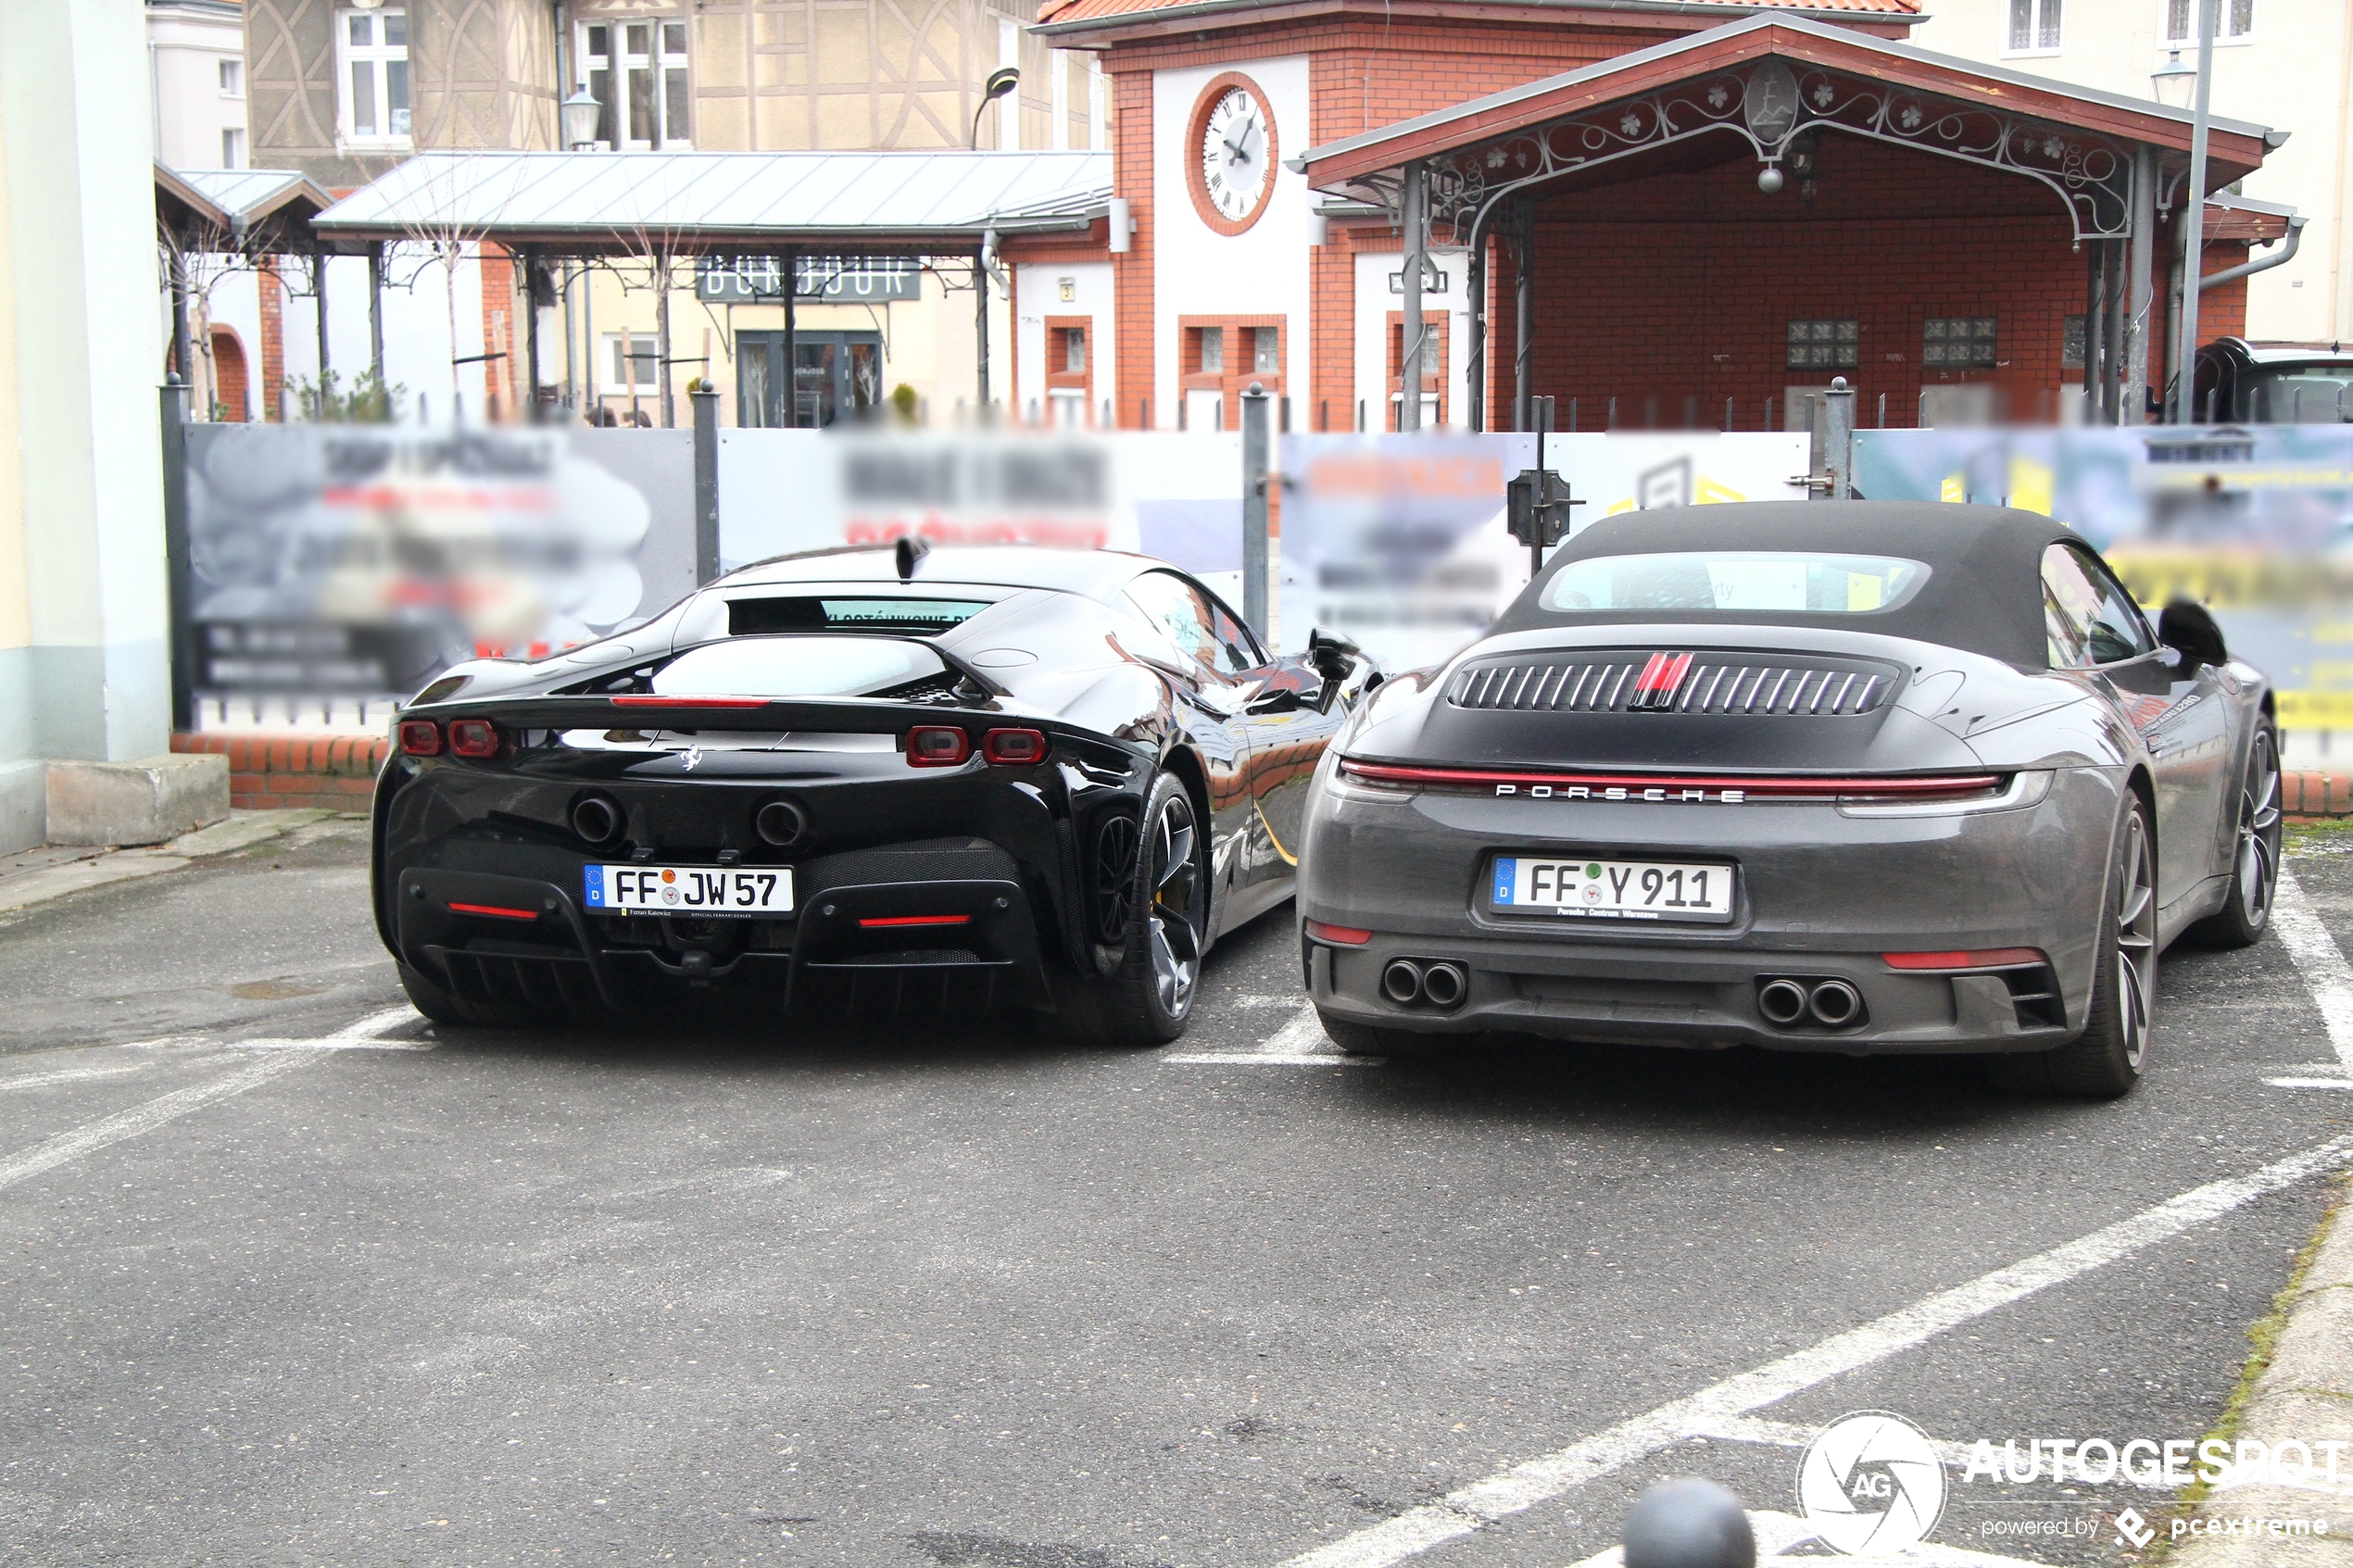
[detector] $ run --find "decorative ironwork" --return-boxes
[1403,56,2155,251]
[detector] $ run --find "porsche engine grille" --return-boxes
[1447,654,1898,717]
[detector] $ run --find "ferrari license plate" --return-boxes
[584,864,794,917]
[1490,855,1734,922]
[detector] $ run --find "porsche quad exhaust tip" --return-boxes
[1756,976,1868,1030]
[1383,959,1467,1010]
[1757,978,1809,1026]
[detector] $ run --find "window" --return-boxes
[579,19,691,149]
[2007,0,2062,51]
[1924,317,1997,369]
[1128,572,1259,677]
[338,8,410,144]
[2166,0,2253,43]
[1541,552,1931,615]
[220,128,245,168]
[1197,326,1224,375]
[1253,325,1280,374]
[1786,320,1859,370]
[604,332,658,391]
[1063,327,1087,374]
[2061,314,2087,370]
[218,58,244,96]
[2041,545,2154,668]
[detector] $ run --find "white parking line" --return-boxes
[2267,867,2353,1072]
[0,1063,150,1095]
[1165,1004,1383,1066]
[2266,1076,2353,1090]
[0,1005,424,1194]
[1276,1133,2353,1568]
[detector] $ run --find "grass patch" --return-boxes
[2286,818,2353,854]
[2145,1173,2349,1561]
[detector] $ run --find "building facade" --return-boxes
[1909,0,2348,345]
[150,0,252,169]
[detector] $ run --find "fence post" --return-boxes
[1241,382,1271,641]
[160,375,195,733]
[691,381,721,584]
[1823,376,1856,500]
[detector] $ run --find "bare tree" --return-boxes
[388,154,524,420]
[598,162,703,429]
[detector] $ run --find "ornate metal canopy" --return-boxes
[1345,56,2172,250]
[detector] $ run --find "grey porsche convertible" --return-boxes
[1297,503,2280,1097]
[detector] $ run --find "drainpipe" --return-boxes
[2199,214,2308,288]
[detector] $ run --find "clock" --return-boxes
[1186,73,1277,237]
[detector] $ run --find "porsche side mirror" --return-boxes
[2158,599,2229,671]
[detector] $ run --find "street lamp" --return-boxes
[561,85,604,151]
[970,67,1019,149]
[2150,51,2196,109]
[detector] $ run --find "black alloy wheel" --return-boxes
[1061,771,1207,1044]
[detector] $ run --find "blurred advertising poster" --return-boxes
[184,424,695,701]
[717,429,1238,571]
[1855,426,2353,731]
[1279,433,1809,671]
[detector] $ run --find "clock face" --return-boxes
[1193,81,1275,231]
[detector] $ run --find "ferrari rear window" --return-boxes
[728,596,992,635]
[1541,552,1931,616]
[651,636,950,699]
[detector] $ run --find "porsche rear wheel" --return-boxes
[2189,720,2281,949]
[1990,797,2155,1098]
[1060,772,1206,1045]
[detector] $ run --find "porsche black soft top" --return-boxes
[1492,501,2080,670]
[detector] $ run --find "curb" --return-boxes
[0,808,347,917]
[2168,1179,2353,1564]
[2286,772,2353,823]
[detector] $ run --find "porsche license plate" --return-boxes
[585,864,794,917]
[1490,855,1733,922]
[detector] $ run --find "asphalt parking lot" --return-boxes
[2,819,2348,1567]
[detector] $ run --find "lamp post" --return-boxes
[561,85,603,152]
[2150,50,2196,108]
[2170,0,2220,424]
[970,67,1019,150]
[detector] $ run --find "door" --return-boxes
[1125,571,1262,914]
[736,332,884,427]
[2042,543,2232,912]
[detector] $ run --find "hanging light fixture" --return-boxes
[561,85,604,151]
[2150,51,2196,109]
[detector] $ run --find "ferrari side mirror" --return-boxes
[2158,599,2229,671]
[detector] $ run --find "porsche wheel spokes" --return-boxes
[1148,796,1201,1016]
[2115,811,2157,1071]
[2238,731,2282,927]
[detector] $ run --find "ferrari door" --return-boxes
[1124,571,1260,900]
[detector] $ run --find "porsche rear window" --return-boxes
[1540,552,1931,616]
[651,636,950,699]
[728,596,991,635]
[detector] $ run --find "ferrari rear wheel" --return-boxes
[396,960,476,1028]
[1990,797,2155,1098]
[2189,720,2281,949]
[1060,772,1207,1045]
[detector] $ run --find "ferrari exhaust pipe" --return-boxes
[1419,961,1467,1009]
[1757,978,1809,1027]
[755,798,808,847]
[1381,959,1425,1005]
[1808,980,1863,1028]
[570,794,623,847]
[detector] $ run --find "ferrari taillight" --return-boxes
[397,719,442,756]
[447,719,501,759]
[906,726,971,767]
[982,728,1048,766]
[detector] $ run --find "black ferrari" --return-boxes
[371,541,1376,1042]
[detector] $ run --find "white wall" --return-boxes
[1,0,175,839]
[1353,245,1468,432]
[148,1,246,169]
[1150,55,1314,428]
[1909,0,2351,344]
[1013,259,1114,426]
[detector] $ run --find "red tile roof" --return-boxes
[1036,0,1918,25]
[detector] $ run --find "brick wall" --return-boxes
[258,258,285,422]
[1112,66,1156,427]
[171,734,388,812]
[480,240,514,421]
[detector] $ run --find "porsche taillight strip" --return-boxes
[609,695,774,709]
[1449,656,1890,717]
[1339,759,2003,798]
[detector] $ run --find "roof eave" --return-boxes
[1032,0,1923,40]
